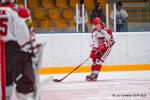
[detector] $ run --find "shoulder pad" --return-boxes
[92,28,97,33]
[101,26,112,35]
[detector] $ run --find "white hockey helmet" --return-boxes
[0,0,15,4]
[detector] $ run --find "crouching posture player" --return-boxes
[86,17,115,81]
[0,0,42,99]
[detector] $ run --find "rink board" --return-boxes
[38,64,150,74]
[36,32,150,74]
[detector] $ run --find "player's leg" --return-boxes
[6,71,13,100]
[86,49,102,81]
[86,58,102,81]
[13,51,36,99]
[15,43,44,100]
[86,47,111,81]
[5,41,20,100]
[6,41,36,99]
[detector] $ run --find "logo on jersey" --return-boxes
[98,30,104,35]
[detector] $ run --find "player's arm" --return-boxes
[109,34,115,47]
[104,35,115,48]
[107,28,115,47]
[13,17,38,54]
[98,30,115,52]
[90,31,100,58]
[13,5,41,55]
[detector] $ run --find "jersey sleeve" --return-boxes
[14,17,30,52]
[93,30,101,39]
[103,29,115,47]
[13,11,39,54]
[102,26,112,35]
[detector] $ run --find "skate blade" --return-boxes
[85,78,97,81]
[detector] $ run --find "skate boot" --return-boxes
[86,73,98,81]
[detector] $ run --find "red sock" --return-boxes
[91,64,102,71]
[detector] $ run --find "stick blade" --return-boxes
[53,79,62,82]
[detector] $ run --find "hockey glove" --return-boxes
[90,48,100,58]
[98,43,107,52]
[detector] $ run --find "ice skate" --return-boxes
[86,73,98,81]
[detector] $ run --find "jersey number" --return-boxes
[0,18,8,36]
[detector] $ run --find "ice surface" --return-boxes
[11,71,150,100]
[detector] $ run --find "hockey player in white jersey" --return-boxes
[0,0,42,100]
[86,17,115,81]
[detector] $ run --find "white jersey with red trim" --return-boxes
[91,28,111,48]
[0,5,36,53]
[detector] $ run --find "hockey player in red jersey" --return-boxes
[0,0,42,99]
[86,17,115,81]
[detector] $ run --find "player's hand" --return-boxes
[90,48,99,58]
[98,43,106,51]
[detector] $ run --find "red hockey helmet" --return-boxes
[92,17,102,25]
[17,6,30,19]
